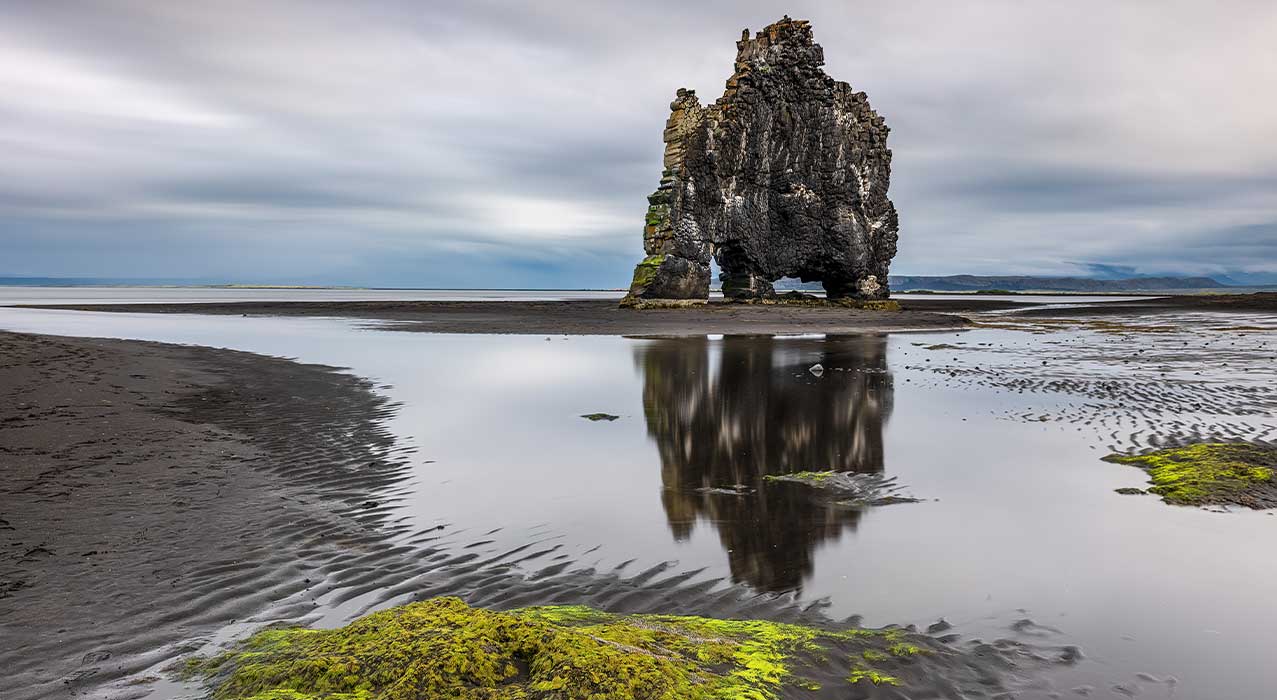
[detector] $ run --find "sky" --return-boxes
[2,0,1276,288]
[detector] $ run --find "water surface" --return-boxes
[2,305,1274,698]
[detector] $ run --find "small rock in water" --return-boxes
[1114,487,1147,495]
[1010,618,1061,636]
[695,484,753,496]
[809,364,824,376]
[765,470,920,507]
[81,650,111,665]
[580,413,620,422]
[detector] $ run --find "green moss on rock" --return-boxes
[183,597,949,700]
[629,254,667,291]
[1104,443,1277,507]
[644,204,670,228]
[847,299,902,311]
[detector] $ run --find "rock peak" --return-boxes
[622,18,898,306]
[733,17,825,78]
[739,16,817,51]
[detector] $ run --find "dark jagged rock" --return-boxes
[622,17,898,306]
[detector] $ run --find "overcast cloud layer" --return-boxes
[2,0,1276,287]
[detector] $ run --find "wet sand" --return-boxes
[1015,291,1277,317]
[8,299,981,335]
[0,331,415,699]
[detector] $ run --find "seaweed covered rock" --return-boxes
[1104,442,1277,508]
[182,596,1060,699]
[622,17,898,306]
[763,470,920,507]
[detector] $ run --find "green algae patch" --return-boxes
[1104,443,1277,508]
[887,642,927,657]
[182,597,960,700]
[763,470,839,486]
[848,667,901,686]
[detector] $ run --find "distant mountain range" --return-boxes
[887,275,1236,292]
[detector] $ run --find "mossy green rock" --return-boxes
[629,254,666,290]
[763,471,919,507]
[184,597,946,699]
[1104,443,1277,507]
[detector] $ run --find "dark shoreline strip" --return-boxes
[3,299,972,335]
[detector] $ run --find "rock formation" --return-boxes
[621,17,898,305]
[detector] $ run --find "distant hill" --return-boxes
[888,275,1229,293]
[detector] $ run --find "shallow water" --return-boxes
[2,305,1275,698]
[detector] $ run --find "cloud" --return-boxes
[1,0,1275,285]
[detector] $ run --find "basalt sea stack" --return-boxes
[621,17,898,306]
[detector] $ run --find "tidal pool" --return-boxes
[2,305,1275,698]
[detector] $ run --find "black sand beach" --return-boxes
[0,332,414,699]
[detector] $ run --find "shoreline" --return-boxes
[6,299,979,335]
[9,294,1273,336]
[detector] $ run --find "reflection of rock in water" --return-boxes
[635,335,893,592]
